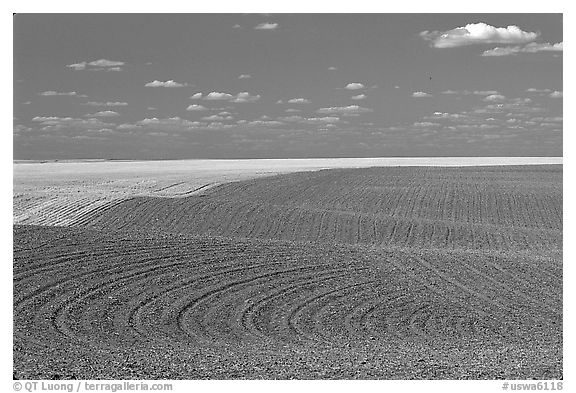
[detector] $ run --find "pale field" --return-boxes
[13,157,562,226]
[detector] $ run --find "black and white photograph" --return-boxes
[10,8,567,388]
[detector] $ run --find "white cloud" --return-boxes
[190,93,203,99]
[412,91,432,98]
[345,83,365,90]
[31,116,115,131]
[482,42,563,57]
[441,90,460,95]
[39,91,79,96]
[302,117,340,124]
[472,90,500,96]
[145,80,187,87]
[287,98,311,104]
[186,104,208,111]
[316,105,373,114]
[420,23,539,48]
[550,91,563,98]
[117,123,142,130]
[231,92,261,103]
[246,120,284,127]
[202,115,226,121]
[88,59,125,67]
[67,59,125,71]
[89,111,120,117]
[526,88,552,93]
[483,94,507,102]
[238,74,252,79]
[205,92,234,100]
[84,101,128,107]
[351,94,366,100]
[66,62,87,70]
[413,122,441,128]
[328,66,337,71]
[285,108,300,113]
[254,22,279,30]
[233,24,242,29]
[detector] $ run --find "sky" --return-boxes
[13,14,563,160]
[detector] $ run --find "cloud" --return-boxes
[117,123,142,130]
[88,111,120,117]
[145,80,187,87]
[413,122,441,128]
[345,83,365,90]
[420,23,539,48]
[302,117,340,124]
[88,59,125,67]
[231,92,261,103]
[39,91,79,96]
[549,91,563,98]
[285,108,300,113]
[190,93,203,99]
[67,59,125,71]
[202,115,226,121]
[31,116,115,131]
[351,94,366,100]
[472,90,500,96]
[526,88,552,93]
[287,98,311,104]
[482,42,563,57]
[204,92,234,100]
[238,74,252,79]
[66,62,87,70]
[483,94,507,102]
[186,104,208,111]
[254,22,279,30]
[441,90,460,95]
[328,66,337,71]
[84,101,128,107]
[245,120,284,127]
[412,91,432,98]
[316,105,373,114]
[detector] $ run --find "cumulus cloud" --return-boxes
[204,92,234,100]
[549,91,563,98]
[345,83,365,90]
[316,105,373,114]
[89,111,120,117]
[190,93,203,99]
[412,91,432,98]
[302,117,340,124]
[351,94,366,100]
[145,80,187,87]
[186,104,208,111]
[420,23,539,48]
[202,115,226,121]
[89,59,125,67]
[67,59,125,71]
[66,62,87,70]
[232,92,261,103]
[238,74,252,79]
[482,42,563,57]
[39,91,79,96]
[245,120,284,127]
[328,66,337,70]
[526,88,552,93]
[84,101,128,107]
[413,121,441,128]
[483,94,507,102]
[254,22,279,30]
[472,90,500,96]
[31,116,115,131]
[287,98,311,104]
